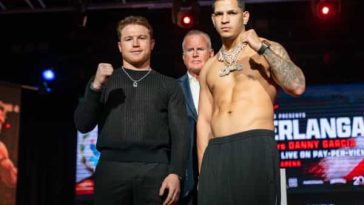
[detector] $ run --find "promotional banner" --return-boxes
[275,84,364,193]
[0,83,20,205]
[75,126,99,204]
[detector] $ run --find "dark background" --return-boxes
[1,0,364,204]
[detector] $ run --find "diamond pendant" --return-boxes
[219,67,230,77]
[219,64,243,77]
[133,81,138,87]
[232,64,243,71]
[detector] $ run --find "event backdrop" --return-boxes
[275,83,364,193]
[75,126,99,204]
[75,83,364,204]
[0,83,21,205]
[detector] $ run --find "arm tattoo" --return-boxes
[263,43,305,93]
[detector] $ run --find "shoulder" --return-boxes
[206,56,217,67]
[177,73,188,83]
[201,56,217,75]
[152,70,174,80]
[200,55,219,81]
[153,70,180,88]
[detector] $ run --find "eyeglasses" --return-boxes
[183,47,209,55]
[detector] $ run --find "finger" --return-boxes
[101,64,114,74]
[99,63,112,67]
[98,63,108,70]
[171,191,180,204]
[96,67,113,81]
[104,69,113,76]
[159,183,166,196]
[175,190,180,199]
[164,188,174,205]
[99,63,113,71]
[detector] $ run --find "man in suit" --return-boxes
[178,30,214,205]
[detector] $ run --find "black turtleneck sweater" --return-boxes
[74,68,190,177]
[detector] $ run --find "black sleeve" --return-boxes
[74,79,103,133]
[167,82,191,178]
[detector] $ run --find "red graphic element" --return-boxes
[75,178,95,195]
[281,160,302,168]
[322,139,356,149]
[306,137,364,182]
[277,143,286,151]
[288,140,320,150]
[5,123,11,129]
[273,104,279,110]
[344,159,364,181]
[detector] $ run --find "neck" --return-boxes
[222,41,240,51]
[188,71,199,80]
[221,29,245,51]
[123,60,151,71]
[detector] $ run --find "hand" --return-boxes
[0,158,17,188]
[92,63,114,90]
[159,173,180,205]
[239,29,263,52]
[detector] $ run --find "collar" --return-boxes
[187,72,198,83]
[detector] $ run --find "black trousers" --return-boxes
[198,129,281,205]
[94,161,169,205]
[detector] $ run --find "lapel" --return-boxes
[178,74,198,120]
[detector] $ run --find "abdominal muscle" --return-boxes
[210,80,275,138]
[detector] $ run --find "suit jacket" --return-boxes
[177,73,198,199]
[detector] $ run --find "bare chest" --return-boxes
[206,54,271,93]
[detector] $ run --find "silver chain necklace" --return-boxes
[121,66,152,87]
[217,42,246,77]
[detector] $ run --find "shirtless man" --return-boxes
[197,0,305,204]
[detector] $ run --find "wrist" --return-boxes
[90,82,102,92]
[169,173,182,181]
[257,40,271,55]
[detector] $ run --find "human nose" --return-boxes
[222,13,229,23]
[132,38,140,47]
[192,49,199,56]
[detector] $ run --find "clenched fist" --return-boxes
[92,63,114,91]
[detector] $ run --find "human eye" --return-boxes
[213,11,223,16]
[123,37,132,41]
[139,35,147,40]
[184,48,194,54]
[197,48,206,52]
[227,10,238,15]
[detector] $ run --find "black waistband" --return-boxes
[210,129,274,144]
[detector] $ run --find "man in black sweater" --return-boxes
[74,16,190,205]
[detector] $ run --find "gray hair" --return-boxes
[182,30,212,51]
